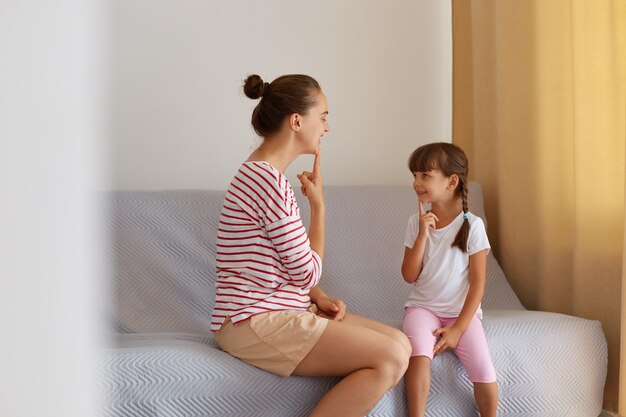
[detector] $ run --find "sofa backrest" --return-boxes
[104,182,523,335]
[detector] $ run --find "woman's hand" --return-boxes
[309,287,346,320]
[297,153,324,209]
[432,325,463,356]
[314,296,347,321]
[417,201,438,239]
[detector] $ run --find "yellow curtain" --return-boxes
[622,176,626,415]
[452,0,626,411]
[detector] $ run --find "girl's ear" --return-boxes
[289,113,301,132]
[448,174,459,190]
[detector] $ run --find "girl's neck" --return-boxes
[429,199,463,229]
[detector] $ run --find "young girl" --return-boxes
[211,73,411,417]
[400,142,498,417]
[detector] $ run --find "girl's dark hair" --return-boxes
[243,74,321,137]
[408,142,471,252]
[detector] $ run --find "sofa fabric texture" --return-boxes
[100,183,607,417]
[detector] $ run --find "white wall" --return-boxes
[110,0,451,190]
[1,1,105,416]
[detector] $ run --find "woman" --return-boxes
[212,73,410,417]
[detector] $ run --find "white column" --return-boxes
[0,1,107,416]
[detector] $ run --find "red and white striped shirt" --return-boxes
[210,161,322,332]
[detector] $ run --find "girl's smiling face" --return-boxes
[412,169,453,204]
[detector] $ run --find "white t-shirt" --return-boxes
[404,211,490,318]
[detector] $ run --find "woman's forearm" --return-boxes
[308,286,327,304]
[307,205,325,260]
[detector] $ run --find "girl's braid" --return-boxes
[452,178,471,252]
[460,180,469,215]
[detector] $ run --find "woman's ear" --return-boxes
[289,113,301,132]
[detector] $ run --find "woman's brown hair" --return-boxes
[243,74,321,137]
[408,142,470,252]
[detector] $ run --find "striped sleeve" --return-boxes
[230,161,321,288]
[265,215,322,290]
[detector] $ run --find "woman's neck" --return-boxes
[246,133,299,173]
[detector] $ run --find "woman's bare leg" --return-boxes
[340,313,412,357]
[293,313,410,417]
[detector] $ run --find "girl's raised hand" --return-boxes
[297,153,324,208]
[417,201,439,238]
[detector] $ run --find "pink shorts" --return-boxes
[402,306,496,383]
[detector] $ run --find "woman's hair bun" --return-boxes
[243,74,268,100]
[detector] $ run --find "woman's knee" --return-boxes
[396,330,412,357]
[378,339,410,386]
[381,326,412,358]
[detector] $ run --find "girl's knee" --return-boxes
[465,358,496,383]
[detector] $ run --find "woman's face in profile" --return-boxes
[297,90,329,155]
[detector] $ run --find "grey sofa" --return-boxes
[100,183,607,417]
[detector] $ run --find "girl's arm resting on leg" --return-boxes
[433,249,488,356]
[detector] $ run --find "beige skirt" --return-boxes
[213,307,329,377]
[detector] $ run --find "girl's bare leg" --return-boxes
[293,313,410,417]
[405,356,431,417]
[474,382,498,417]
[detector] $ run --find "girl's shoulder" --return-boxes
[466,211,485,225]
[466,212,488,236]
[407,212,420,229]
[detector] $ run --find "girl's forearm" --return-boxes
[401,237,427,283]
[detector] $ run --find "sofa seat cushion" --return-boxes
[101,308,606,417]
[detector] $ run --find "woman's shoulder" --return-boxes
[239,160,278,178]
[238,161,282,185]
[236,161,292,198]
